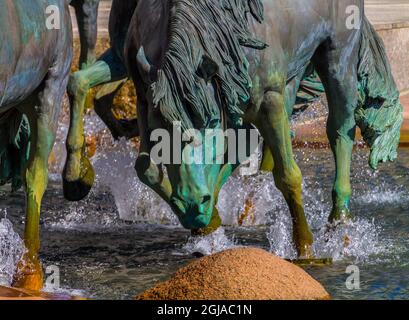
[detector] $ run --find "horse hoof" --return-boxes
[298,245,314,260]
[328,208,353,226]
[63,157,95,201]
[13,257,44,291]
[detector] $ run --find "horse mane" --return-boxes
[151,0,267,130]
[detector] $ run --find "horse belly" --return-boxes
[247,1,333,87]
[0,0,58,109]
[0,61,49,109]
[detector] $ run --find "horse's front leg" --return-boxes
[14,57,70,290]
[63,49,127,201]
[256,89,313,258]
[13,109,51,291]
[327,119,355,224]
[134,152,172,202]
[313,47,359,225]
[71,0,100,69]
[324,83,356,224]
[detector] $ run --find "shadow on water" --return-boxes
[1,141,409,299]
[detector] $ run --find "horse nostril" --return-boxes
[201,194,211,205]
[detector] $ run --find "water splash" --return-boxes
[217,172,284,226]
[0,214,25,286]
[182,228,236,256]
[42,283,87,298]
[314,218,386,262]
[91,138,176,224]
[48,111,177,229]
[217,166,394,262]
[356,185,408,206]
[267,213,297,259]
[267,215,388,263]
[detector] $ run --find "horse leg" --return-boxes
[256,89,313,258]
[260,143,274,172]
[72,0,99,69]
[313,47,359,224]
[14,60,69,291]
[94,79,139,140]
[260,73,304,172]
[63,49,127,201]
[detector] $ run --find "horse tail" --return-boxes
[355,15,403,169]
[0,110,31,191]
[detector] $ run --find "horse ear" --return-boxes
[198,55,219,82]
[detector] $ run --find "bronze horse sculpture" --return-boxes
[64,0,402,259]
[0,0,73,289]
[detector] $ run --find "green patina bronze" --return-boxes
[63,0,137,203]
[0,0,73,290]
[64,0,402,258]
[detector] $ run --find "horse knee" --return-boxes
[275,164,303,198]
[68,71,90,97]
[258,90,288,125]
[135,153,162,186]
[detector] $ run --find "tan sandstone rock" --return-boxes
[136,247,330,300]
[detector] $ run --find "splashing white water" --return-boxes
[267,216,387,262]
[356,187,408,206]
[313,218,386,262]
[218,169,392,262]
[182,228,236,256]
[91,138,176,224]
[217,172,285,226]
[0,215,25,286]
[42,282,87,298]
[48,111,178,229]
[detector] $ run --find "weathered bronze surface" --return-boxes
[63,0,402,259]
[0,0,73,290]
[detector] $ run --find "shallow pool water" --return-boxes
[1,146,409,300]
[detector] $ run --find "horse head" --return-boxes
[137,46,226,229]
[132,0,265,229]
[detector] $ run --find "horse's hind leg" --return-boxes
[71,0,100,69]
[13,57,70,291]
[312,43,359,224]
[63,49,127,201]
[256,88,313,258]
